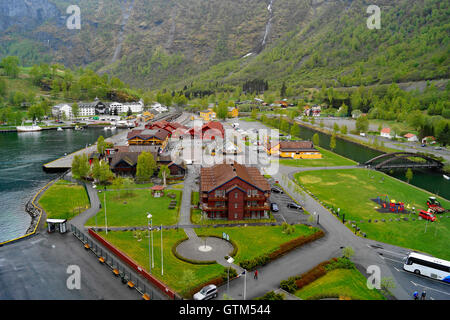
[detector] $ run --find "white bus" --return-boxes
[403,252,450,283]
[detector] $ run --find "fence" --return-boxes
[71,224,167,300]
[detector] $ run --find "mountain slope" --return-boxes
[0,0,448,90]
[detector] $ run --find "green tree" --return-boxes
[158,165,171,187]
[91,160,114,184]
[341,125,348,134]
[280,81,287,98]
[312,133,320,146]
[342,246,354,259]
[1,56,20,78]
[136,151,157,182]
[27,104,45,121]
[355,116,369,133]
[437,123,450,146]
[405,168,413,183]
[330,133,337,151]
[251,108,258,120]
[280,120,290,133]
[290,124,300,138]
[333,122,340,133]
[97,136,107,155]
[216,101,229,120]
[71,103,79,119]
[0,78,6,97]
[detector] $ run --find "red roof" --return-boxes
[381,128,391,133]
[151,185,165,191]
[404,133,416,138]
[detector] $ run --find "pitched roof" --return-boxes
[404,133,416,138]
[200,161,270,193]
[269,141,318,152]
[110,152,139,168]
[127,128,170,141]
[381,128,391,133]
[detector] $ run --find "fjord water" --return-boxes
[0,128,123,243]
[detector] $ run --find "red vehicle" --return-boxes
[419,210,436,222]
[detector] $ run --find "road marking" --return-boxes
[410,281,450,296]
[378,255,403,264]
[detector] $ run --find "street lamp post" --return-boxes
[147,213,152,274]
[104,186,108,235]
[227,257,234,296]
[161,224,164,276]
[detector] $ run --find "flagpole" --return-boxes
[244,269,247,300]
[161,224,164,276]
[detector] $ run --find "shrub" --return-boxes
[256,291,285,300]
[295,266,327,290]
[325,257,355,271]
[280,279,297,293]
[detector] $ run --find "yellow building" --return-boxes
[200,109,216,121]
[266,141,322,159]
[142,111,155,122]
[228,107,239,118]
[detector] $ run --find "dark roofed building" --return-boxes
[200,161,270,220]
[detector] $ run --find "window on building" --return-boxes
[235,203,238,209]
[235,192,238,199]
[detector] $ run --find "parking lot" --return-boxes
[269,182,309,225]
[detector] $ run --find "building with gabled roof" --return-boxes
[200,161,271,220]
[266,140,322,159]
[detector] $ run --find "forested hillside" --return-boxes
[0,0,448,89]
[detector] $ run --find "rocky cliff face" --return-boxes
[0,0,61,31]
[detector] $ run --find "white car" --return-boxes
[193,285,218,300]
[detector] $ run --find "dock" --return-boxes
[42,130,130,173]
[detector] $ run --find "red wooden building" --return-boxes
[200,162,271,220]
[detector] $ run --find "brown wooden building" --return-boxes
[200,162,270,220]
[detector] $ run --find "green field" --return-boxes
[295,169,450,259]
[86,189,182,227]
[195,225,320,264]
[39,180,90,220]
[295,268,386,300]
[98,230,225,296]
[275,147,357,168]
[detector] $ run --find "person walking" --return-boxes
[421,290,426,300]
[413,291,419,300]
[254,269,258,280]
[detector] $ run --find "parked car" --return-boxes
[270,203,279,212]
[193,284,218,300]
[419,210,436,222]
[271,186,283,194]
[287,202,303,211]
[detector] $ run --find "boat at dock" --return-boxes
[16,124,42,132]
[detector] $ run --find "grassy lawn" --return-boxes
[191,191,199,205]
[195,225,319,264]
[86,189,182,227]
[39,180,90,220]
[295,268,386,300]
[98,230,225,296]
[107,182,154,190]
[295,169,450,260]
[275,147,357,168]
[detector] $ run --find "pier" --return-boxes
[42,129,130,173]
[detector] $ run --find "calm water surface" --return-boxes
[0,128,123,243]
